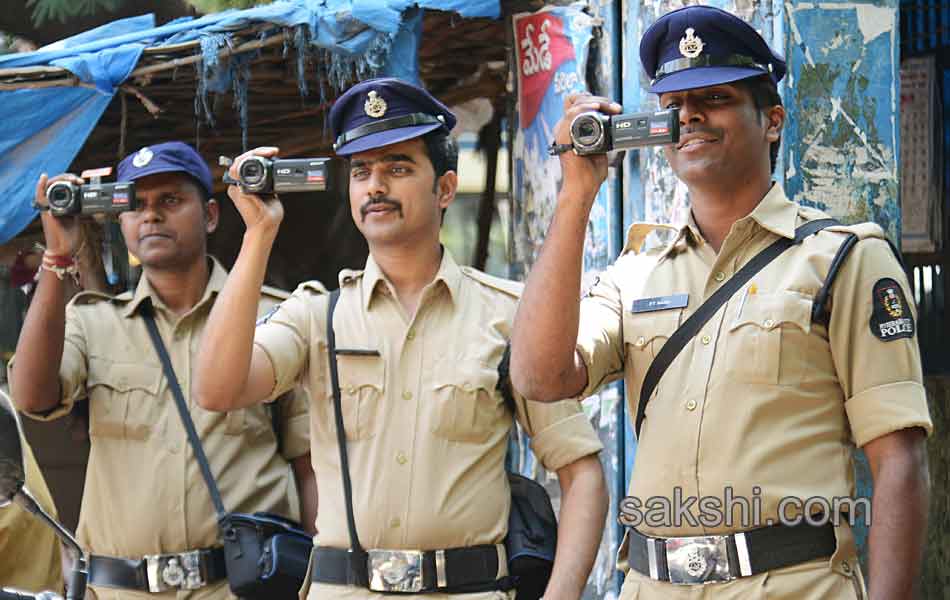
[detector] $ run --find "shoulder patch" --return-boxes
[459,266,522,298]
[70,289,121,306]
[260,285,291,301]
[870,278,915,342]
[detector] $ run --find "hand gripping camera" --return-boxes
[44,168,137,217]
[568,108,680,155]
[222,156,332,194]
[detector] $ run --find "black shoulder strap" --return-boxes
[141,303,227,519]
[635,218,838,438]
[326,289,369,582]
[811,233,859,326]
[496,344,516,415]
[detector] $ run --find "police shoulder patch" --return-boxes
[870,278,915,342]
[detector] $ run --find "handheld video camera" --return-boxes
[569,108,680,155]
[44,168,137,217]
[222,156,332,194]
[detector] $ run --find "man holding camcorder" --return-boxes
[8,142,316,599]
[193,77,607,600]
[511,5,931,599]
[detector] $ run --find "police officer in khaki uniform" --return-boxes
[193,78,608,599]
[0,389,63,594]
[9,142,317,599]
[511,6,932,599]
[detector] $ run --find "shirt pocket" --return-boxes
[622,309,683,399]
[726,290,813,384]
[86,358,162,440]
[335,353,385,441]
[431,360,506,444]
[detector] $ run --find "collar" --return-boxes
[122,256,228,318]
[361,247,463,311]
[743,183,797,239]
[683,182,797,245]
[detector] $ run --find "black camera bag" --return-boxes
[142,306,312,599]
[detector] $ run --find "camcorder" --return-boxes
[222,156,332,194]
[44,168,137,217]
[568,108,680,155]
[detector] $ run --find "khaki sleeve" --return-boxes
[8,303,88,421]
[277,385,311,460]
[576,265,626,399]
[254,287,317,401]
[514,389,603,472]
[829,237,933,446]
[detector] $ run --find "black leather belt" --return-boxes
[627,520,837,584]
[89,547,226,593]
[310,544,511,594]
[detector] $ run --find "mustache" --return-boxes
[360,197,403,220]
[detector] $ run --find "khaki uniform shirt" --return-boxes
[577,185,932,599]
[0,430,64,593]
[10,259,310,600]
[255,250,603,600]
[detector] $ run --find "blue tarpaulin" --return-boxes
[0,0,499,244]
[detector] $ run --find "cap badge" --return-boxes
[132,147,153,168]
[364,90,388,118]
[679,28,704,59]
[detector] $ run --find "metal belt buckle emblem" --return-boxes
[367,549,424,592]
[145,550,205,592]
[665,535,732,585]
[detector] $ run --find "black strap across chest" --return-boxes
[634,218,839,439]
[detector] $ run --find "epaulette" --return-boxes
[69,289,125,306]
[621,222,681,256]
[823,221,887,241]
[260,284,291,301]
[459,265,522,298]
[338,269,364,287]
[294,280,330,295]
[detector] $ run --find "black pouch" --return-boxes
[141,308,313,600]
[505,473,557,600]
[219,512,312,599]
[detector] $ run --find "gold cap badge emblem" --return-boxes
[679,28,704,59]
[364,90,387,118]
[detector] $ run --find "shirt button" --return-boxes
[346,385,356,395]
[686,399,697,411]
[390,517,401,528]
[701,334,711,345]
[763,318,775,328]
[841,561,851,574]
[714,271,725,282]
[402,390,412,400]
[396,452,407,465]
[635,336,646,347]
[406,329,415,340]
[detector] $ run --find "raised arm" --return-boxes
[11,174,84,414]
[193,147,285,411]
[510,95,620,401]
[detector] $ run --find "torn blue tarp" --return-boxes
[0,0,499,244]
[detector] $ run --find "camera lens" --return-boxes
[47,183,73,209]
[570,113,605,150]
[240,158,266,185]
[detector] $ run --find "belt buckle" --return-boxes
[367,549,425,593]
[664,535,733,585]
[145,550,205,592]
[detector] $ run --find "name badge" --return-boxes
[631,293,689,313]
